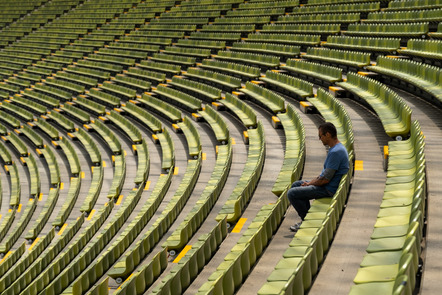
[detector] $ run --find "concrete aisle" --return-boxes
[309,97,389,295]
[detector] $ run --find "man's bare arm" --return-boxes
[302,176,330,187]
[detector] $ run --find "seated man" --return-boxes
[288,122,349,232]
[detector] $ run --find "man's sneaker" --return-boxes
[290,222,302,232]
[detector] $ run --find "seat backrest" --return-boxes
[393,275,409,295]
[398,253,413,279]
[401,236,419,275]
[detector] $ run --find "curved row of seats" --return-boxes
[350,121,425,295]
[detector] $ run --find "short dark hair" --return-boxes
[319,122,337,138]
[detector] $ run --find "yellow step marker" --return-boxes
[243,131,249,144]
[232,218,247,233]
[116,195,124,205]
[173,245,192,263]
[91,166,94,173]
[28,237,40,251]
[202,153,206,160]
[231,138,236,145]
[81,171,85,179]
[17,204,22,213]
[144,181,151,191]
[58,223,68,236]
[0,251,12,264]
[87,210,96,221]
[102,161,106,167]
[384,146,389,159]
[0,214,2,220]
[355,160,364,171]
[39,193,43,201]
[174,167,179,175]
[122,274,134,287]
[60,182,64,190]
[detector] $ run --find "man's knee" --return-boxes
[290,180,305,189]
[288,185,307,201]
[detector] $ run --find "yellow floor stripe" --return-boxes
[0,251,12,264]
[0,214,2,220]
[144,181,151,191]
[86,210,96,221]
[232,218,247,233]
[355,160,364,171]
[81,171,85,179]
[116,195,124,205]
[174,167,179,175]
[17,204,22,213]
[38,193,43,201]
[28,237,40,251]
[60,182,64,190]
[202,153,206,160]
[173,245,192,263]
[102,161,106,167]
[231,138,236,145]
[58,223,68,236]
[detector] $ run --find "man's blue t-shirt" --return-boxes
[320,142,349,194]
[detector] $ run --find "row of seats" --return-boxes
[246,33,321,48]
[367,56,442,106]
[261,23,341,35]
[215,50,281,68]
[215,118,265,223]
[272,103,306,196]
[337,72,412,139]
[385,0,442,11]
[240,82,286,114]
[184,67,242,91]
[197,105,230,143]
[349,121,425,295]
[293,2,380,15]
[230,42,301,60]
[200,59,261,80]
[363,8,442,23]
[169,76,222,102]
[260,70,314,100]
[398,39,442,62]
[281,59,343,86]
[324,36,401,54]
[153,85,202,113]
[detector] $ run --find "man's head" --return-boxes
[318,122,338,146]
